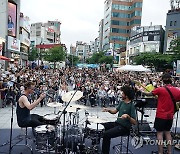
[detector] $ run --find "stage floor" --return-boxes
[0,102,179,154]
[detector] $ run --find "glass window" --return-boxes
[170,21,173,26]
[154,35,160,41]
[174,21,177,26]
[143,36,148,42]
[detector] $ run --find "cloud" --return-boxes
[21,0,170,51]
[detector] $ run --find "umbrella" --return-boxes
[0,55,10,61]
[117,65,151,72]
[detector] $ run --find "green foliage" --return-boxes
[86,51,113,64]
[99,56,113,64]
[134,52,175,71]
[67,55,80,66]
[28,48,38,61]
[44,46,66,62]
[169,37,180,54]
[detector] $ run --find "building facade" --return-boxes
[102,0,143,51]
[126,25,165,64]
[19,13,30,66]
[98,19,104,51]
[30,20,61,46]
[164,3,180,53]
[0,0,21,66]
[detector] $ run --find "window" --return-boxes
[174,21,177,26]
[170,21,173,26]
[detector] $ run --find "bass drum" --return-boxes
[64,125,84,152]
[34,125,56,152]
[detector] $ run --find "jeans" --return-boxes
[102,122,129,154]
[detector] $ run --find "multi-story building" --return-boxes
[19,13,30,66]
[30,20,61,46]
[102,0,143,51]
[75,41,84,62]
[0,0,21,65]
[70,45,76,56]
[164,1,180,53]
[98,19,104,51]
[94,37,100,52]
[75,41,93,63]
[126,25,165,64]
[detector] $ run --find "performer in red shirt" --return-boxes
[140,73,180,154]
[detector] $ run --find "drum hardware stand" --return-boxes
[174,111,179,136]
[56,90,79,153]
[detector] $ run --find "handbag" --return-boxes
[164,86,179,113]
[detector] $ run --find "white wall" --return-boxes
[0,0,8,39]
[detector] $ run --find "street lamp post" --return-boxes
[112,39,115,72]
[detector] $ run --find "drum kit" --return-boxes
[34,90,107,154]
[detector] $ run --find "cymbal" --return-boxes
[47,102,63,108]
[88,116,107,124]
[62,91,83,102]
[72,104,88,109]
[59,106,77,113]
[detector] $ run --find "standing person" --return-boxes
[16,81,46,128]
[140,73,180,154]
[102,85,137,154]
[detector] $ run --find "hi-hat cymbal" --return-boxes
[62,91,83,102]
[59,106,77,113]
[88,116,107,124]
[47,102,63,108]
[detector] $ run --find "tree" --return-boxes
[86,51,113,64]
[67,55,79,66]
[169,37,180,55]
[99,56,113,64]
[28,48,38,61]
[44,46,66,68]
[134,52,175,71]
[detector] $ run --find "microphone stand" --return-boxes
[56,90,79,152]
[8,94,14,154]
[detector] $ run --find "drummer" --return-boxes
[16,81,46,128]
[102,85,137,154]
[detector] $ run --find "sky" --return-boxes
[20,0,170,50]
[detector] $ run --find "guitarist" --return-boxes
[139,73,180,154]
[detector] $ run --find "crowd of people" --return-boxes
[0,65,180,108]
[0,65,180,154]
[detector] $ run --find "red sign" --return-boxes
[48,27,54,33]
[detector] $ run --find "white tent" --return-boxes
[117,65,151,72]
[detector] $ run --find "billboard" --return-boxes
[8,2,17,37]
[8,36,20,52]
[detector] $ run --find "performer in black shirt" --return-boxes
[16,81,46,127]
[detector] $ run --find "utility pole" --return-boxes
[112,39,115,72]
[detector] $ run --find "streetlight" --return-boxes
[112,39,115,72]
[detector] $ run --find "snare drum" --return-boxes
[85,123,104,138]
[43,114,59,125]
[34,125,56,151]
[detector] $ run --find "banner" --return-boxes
[8,36,20,52]
[8,2,17,37]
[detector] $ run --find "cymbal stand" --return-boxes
[56,90,79,152]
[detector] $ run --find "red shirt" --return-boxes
[152,85,180,120]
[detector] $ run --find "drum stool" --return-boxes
[11,127,33,154]
[112,131,133,154]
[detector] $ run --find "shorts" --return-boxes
[154,117,173,131]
